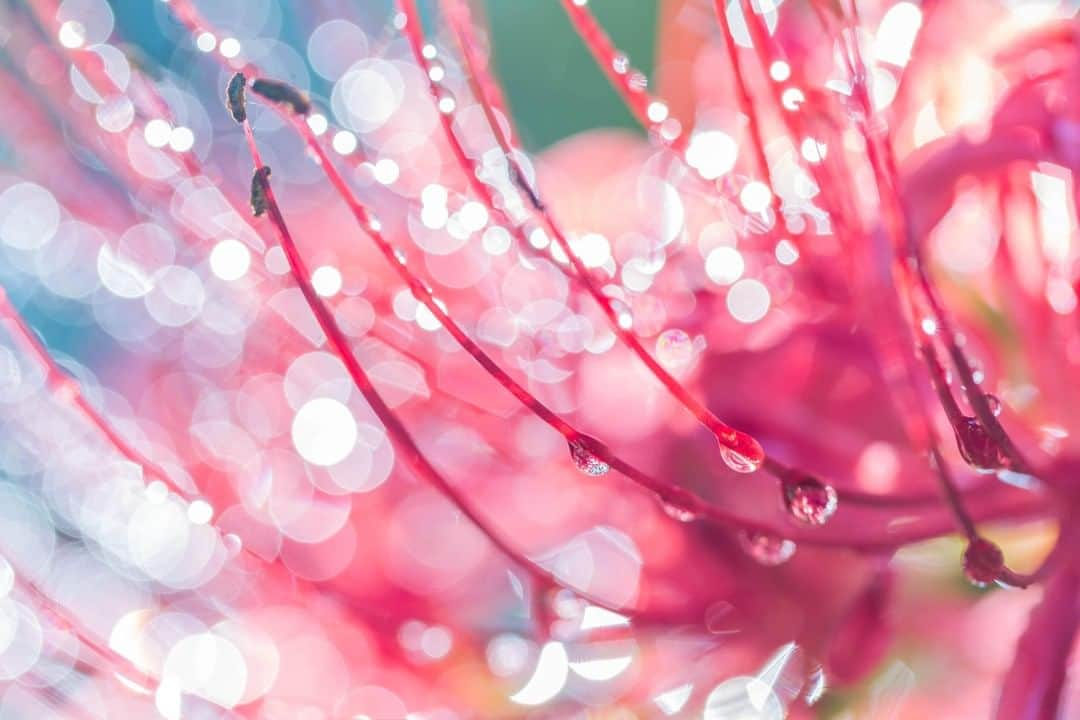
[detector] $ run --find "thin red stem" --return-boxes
[420,0,1015,513]
[711,0,780,212]
[0,291,188,499]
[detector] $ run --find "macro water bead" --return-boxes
[963,537,1005,587]
[716,430,765,473]
[782,475,839,526]
[739,531,797,567]
[954,416,1011,472]
[567,436,610,477]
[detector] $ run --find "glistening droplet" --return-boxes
[954,416,1009,472]
[782,476,838,525]
[717,431,764,473]
[738,530,796,566]
[568,436,610,477]
[662,502,698,523]
[963,537,1003,586]
[984,393,1002,417]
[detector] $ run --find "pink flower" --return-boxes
[0,0,1076,716]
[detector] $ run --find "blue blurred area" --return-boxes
[104,0,657,151]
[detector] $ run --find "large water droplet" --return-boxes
[782,476,838,526]
[568,436,610,477]
[954,416,1009,472]
[739,531,796,566]
[717,431,764,473]
[963,537,1003,586]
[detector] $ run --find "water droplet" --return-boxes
[804,665,827,706]
[662,502,698,523]
[739,531,796,566]
[717,431,764,473]
[628,71,648,92]
[612,54,629,74]
[985,394,1002,417]
[954,416,1009,472]
[782,476,838,525]
[656,329,693,369]
[568,436,610,477]
[963,537,1003,586]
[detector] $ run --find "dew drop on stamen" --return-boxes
[963,537,1003,586]
[662,502,699,523]
[717,431,764,473]
[568,436,610,477]
[954,416,1009,472]
[612,53,629,74]
[782,476,838,525]
[739,531,796,566]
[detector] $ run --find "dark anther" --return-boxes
[250,78,311,116]
[250,166,272,217]
[225,72,247,123]
[508,162,545,211]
